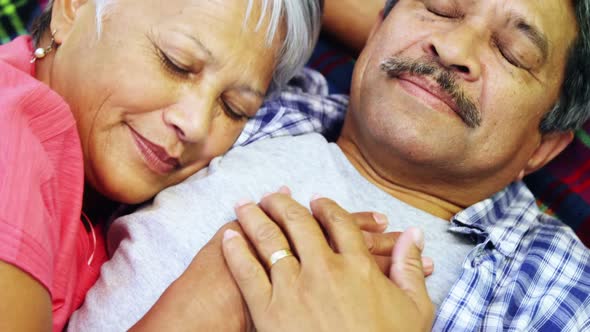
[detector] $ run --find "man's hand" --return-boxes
[353,210,433,276]
[222,191,435,332]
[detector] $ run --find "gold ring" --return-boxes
[269,249,295,267]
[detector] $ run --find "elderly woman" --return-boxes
[0,0,323,330]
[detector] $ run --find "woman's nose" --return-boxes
[162,93,216,143]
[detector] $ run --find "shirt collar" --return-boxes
[450,181,541,258]
[0,35,35,76]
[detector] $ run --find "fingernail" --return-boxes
[311,193,323,201]
[422,257,434,273]
[408,227,424,251]
[278,186,292,195]
[234,198,253,209]
[223,229,241,241]
[262,192,271,199]
[372,212,389,226]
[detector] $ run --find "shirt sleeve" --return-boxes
[234,67,349,146]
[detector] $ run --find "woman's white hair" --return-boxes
[34,0,322,92]
[94,0,322,92]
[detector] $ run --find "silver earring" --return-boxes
[31,30,57,63]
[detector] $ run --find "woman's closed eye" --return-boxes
[158,48,192,78]
[221,99,249,122]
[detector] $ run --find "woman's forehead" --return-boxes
[148,0,285,53]
[102,0,283,43]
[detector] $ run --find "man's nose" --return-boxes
[422,23,483,81]
[162,92,216,143]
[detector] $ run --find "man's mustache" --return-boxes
[380,57,481,128]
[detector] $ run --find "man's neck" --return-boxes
[336,136,463,221]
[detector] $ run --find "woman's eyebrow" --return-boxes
[175,30,214,61]
[172,30,266,97]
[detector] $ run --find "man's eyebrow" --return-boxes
[512,15,549,63]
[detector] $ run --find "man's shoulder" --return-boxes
[528,214,589,270]
[121,133,337,233]
[514,226,590,330]
[441,201,590,330]
[510,213,590,317]
[216,133,332,172]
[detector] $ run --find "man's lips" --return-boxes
[129,126,180,174]
[397,74,459,114]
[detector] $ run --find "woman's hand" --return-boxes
[131,194,413,331]
[222,191,435,332]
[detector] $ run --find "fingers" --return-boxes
[422,257,434,277]
[221,230,271,319]
[373,255,434,276]
[309,197,368,255]
[389,227,435,319]
[352,212,389,233]
[258,193,332,262]
[363,231,400,256]
[364,230,433,277]
[233,200,299,277]
[374,255,392,274]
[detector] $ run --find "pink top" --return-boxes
[0,36,107,331]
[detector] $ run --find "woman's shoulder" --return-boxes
[2,62,75,137]
[0,41,87,331]
[0,39,84,229]
[1,36,76,141]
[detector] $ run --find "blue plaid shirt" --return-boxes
[440,181,590,331]
[234,68,348,146]
[253,68,590,331]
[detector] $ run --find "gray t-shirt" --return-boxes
[68,133,473,331]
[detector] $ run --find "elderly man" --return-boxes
[70,0,590,331]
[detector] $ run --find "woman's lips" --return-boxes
[129,126,180,175]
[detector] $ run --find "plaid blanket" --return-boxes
[525,124,590,246]
[4,2,589,248]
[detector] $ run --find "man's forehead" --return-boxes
[393,0,579,61]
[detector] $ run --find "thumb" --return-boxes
[389,227,435,320]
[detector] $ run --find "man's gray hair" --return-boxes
[383,0,590,133]
[32,0,323,92]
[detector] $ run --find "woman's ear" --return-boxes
[517,131,574,180]
[50,0,89,44]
